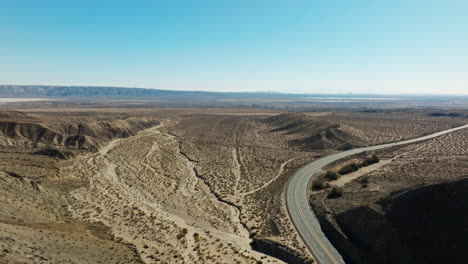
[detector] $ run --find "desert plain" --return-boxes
[1,99,468,264]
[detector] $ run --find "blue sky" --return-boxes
[1,0,467,94]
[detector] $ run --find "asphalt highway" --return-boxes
[286,123,468,264]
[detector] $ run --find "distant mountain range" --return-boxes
[1,85,465,102]
[0,85,303,100]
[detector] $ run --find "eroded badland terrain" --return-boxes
[1,101,468,264]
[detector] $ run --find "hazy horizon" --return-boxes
[2,1,467,94]
[3,84,468,97]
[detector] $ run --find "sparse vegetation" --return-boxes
[337,155,379,176]
[325,171,340,180]
[177,228,188,240]
[429,112,462,117]
[327,186,344,198]
[338,162,360,175]
[2,105,467,264]
[360,176,369,188]
[312,180,327,190]
[361,155,379,167]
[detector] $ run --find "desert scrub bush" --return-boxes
[360,176,369,188]
[361,155,380,167]
[312,179,326,190]
[176,228,188,240]
[338,162,360,175]
[325,170,340,180]
[327,186,344,198]
[193,232,200,242]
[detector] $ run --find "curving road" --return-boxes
[286,123,468,264]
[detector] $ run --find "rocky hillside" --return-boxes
[0,111,159,153]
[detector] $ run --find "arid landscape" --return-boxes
[1,96,467,264]
[3,1,468,263]
[309,118,468,264]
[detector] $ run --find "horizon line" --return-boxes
[1,84,468,97]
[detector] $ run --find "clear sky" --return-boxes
[1,0,467,94]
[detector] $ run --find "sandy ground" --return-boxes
[63,121,283,264]
[2,108,467,264]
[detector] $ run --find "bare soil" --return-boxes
[1,106,466,264]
